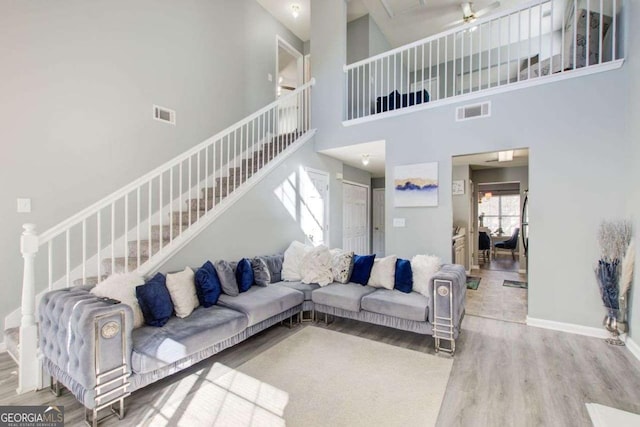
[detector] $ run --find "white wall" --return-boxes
[310,0,633,330]
[0,0,303,339]
[163,139,348,270]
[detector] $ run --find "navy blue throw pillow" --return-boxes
[235,258,254,293]
[350,254,376,285]
[136,273,174,327]
[195,261,222,307]
[394,258,413,293]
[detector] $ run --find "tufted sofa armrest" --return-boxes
[38,287,133,409]
[428,264,466,340]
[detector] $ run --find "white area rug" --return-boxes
[237,326,453,427]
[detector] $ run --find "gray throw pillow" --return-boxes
[213,260,239,296]
[259,254,284,283]
[251,258,271,286]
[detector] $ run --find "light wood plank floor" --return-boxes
[1,315,639,426]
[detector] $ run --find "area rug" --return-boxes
[503,279,528,289]
[466,276,481,290]
[237,326,453,427]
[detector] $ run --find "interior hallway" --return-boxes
[466,267,527,324]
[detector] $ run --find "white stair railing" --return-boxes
[16,78,315,392]
[344,0,623,122]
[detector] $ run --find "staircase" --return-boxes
[6,79,316,393]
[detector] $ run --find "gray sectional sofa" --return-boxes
[37,261,465,425]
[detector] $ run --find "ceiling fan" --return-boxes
[444,2,501,29]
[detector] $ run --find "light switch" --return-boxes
[17,198,31,213]
[268,73,273,82]
[393,218,406,228]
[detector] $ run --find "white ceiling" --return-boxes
[256,0,530,47]
[452,148,529,169]
[321,140,386,178]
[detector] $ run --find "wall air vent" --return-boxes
[456,101,491,122]
[153,105,176,125]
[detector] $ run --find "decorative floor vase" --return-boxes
[604,314,625,346]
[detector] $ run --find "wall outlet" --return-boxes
[17,198,31,213]
[393,218,406,228]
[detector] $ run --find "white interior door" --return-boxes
[372,189,385,256]
[343,182,370,254]
[300,168,329,246]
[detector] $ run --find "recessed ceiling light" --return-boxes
[291,4,300,19]
[361,154,370,166]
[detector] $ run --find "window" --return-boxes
[479,194,520,235]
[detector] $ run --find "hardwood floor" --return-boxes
[1,316,639,426]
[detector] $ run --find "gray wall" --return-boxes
[343,164,372,186]
[311,0,633,330]
[163,139,346,270]
[368,16,391,57]
[372,177,386,189]
[347,14,391,65]
[452,165,471,270]
[0,0,302,339]
[626,0,640,344]
[347,15,371,64]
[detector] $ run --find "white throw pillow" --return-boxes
[411,254,442,297]
[329,248,354,284]
[166,267,199,318]
[301,245,334,287]
[90,273,145,329]
[282,241,312,281]
[368,255,398,290]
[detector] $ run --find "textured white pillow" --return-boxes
[90,273,145,329]
[282,241,312,281]
[411,254,442,297]
[368,255,398,289]
[301,245,334,287]
[329,248,354,284]
[166,267,199,318]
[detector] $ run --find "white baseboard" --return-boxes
[526,316,611,339]
[627,337,640,362]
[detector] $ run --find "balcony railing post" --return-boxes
[18,223,41,393]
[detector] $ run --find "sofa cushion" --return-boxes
[217,285,303,326]
[194,261,222,307]
[136,273,174,327]
[394,258,413,294]
[411,254,441,297]
[311,283,376,312]
[329,249,354,284]
[350,254,376,285]
[258,254,284,283]
[166,267,199,318]
[235,258,254,293]
[282,241,311,281]
[251,257,271,286]
[368,255,397,290]
[214,260,239,296]
[361,289,429,322]
[131,305,247,374]
[300,245,333,286]
[90,272,145,328]
[274,281,320,301]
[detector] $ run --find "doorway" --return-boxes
[372,188,385,256]
[276,36,303,98]
[343,181,370,254]
[452,149,529,324]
